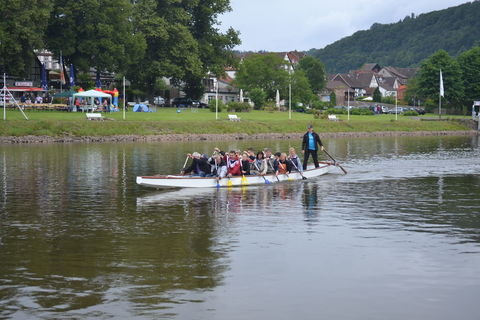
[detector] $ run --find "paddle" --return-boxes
[279,162,293,181]
[290,158,307,180]
[268,160,280,182]
[253,161,270,184]
[322,148,348,175]
[239,159,248,185]
[180,156,189,174]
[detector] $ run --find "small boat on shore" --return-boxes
[136,162,334,189]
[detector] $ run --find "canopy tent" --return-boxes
[73,89,112,112]
[73,89,112,99]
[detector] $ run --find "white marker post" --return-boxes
[215,78,218,120]
[3,73,6,121]
[395,91,398,121]
[123,76,126,120]
[288,83,292,120]
[347,88,350,121]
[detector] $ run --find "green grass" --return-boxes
[0,108,472,137]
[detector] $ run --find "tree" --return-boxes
[330,92,336,106]
[417,50,464,109]
[235,53,290,99]
[46,0,145,74]
[297,56,327,93]
[290,70,315,107]
[457,46,480,105]
[373,87,382,102]
[248,88,266,110]
[129,0,240,100]
[0,0,53,75]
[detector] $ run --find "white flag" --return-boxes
[439,70,444,97]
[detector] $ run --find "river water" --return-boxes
[0,135,479,320]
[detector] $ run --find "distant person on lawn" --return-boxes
[301,125,324,170]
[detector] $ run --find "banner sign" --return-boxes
[474,101,480,106]
[15,81,33,87]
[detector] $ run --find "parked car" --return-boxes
[171,97,200,108]
[389,107,405,114]
[154,96,165,106]
[414,108,426,115]
[381,106,389,114]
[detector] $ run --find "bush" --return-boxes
[381,96,396,104]
[208,99,225,112]
[248,88,266,110]
[226,102,252,112]
[263,101,278,112]
[350,108,374,115]
[403,110,419,116]
[325,107,346,115]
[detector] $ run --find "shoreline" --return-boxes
[0,130,477,144]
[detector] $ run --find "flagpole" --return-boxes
[123,76,126,120]
[60,51,63,93]
[439,69,443,120]
[3,73,6,121]
[288,83,292,120]
[215,78,218,120]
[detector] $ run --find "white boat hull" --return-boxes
[136,164,332,188]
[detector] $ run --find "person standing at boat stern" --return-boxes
[302,125,324,170]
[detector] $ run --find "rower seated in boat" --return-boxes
[181,152,210,177]
[208,154,227,178]
[241,153,252,175]
[288,147,303,172]
[227,150,241,178]
[276,153,292,176]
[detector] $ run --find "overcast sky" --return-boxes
[219,0,470,52]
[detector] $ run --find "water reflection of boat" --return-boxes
[137,182,323,219]
[136,163,333,189]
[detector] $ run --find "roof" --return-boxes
[376,76,397,91]
[381,66,418,80]
[360,63,381,72]
[73,89,112,98]
[344,72,376,88]
[327,80,348,90]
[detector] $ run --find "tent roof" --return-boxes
[73,89,112,98]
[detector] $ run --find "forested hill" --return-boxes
[308,1,480,73]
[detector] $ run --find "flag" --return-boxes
[59,53,66,85]
[95,71,102,89]
[41,63,48,91]
[439,70,444,97]
[69,64,75,87]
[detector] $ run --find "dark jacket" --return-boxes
[302,131,323,151]
[241,160,251,175]
[184,158,211,175]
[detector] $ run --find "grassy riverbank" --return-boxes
[0,109,473,137]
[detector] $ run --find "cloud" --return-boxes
[219,0,470,51]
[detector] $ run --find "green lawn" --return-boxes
[0,108,472,137]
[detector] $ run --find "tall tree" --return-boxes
[235,53,290,99]
[417,50,464,108]
[290,70,314,106]
[130,0,240,100]
[0,0,53,75]
[46,0,146,73]
[373,87,382,102]
[457,46,480,105]
[297,56,326,93]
